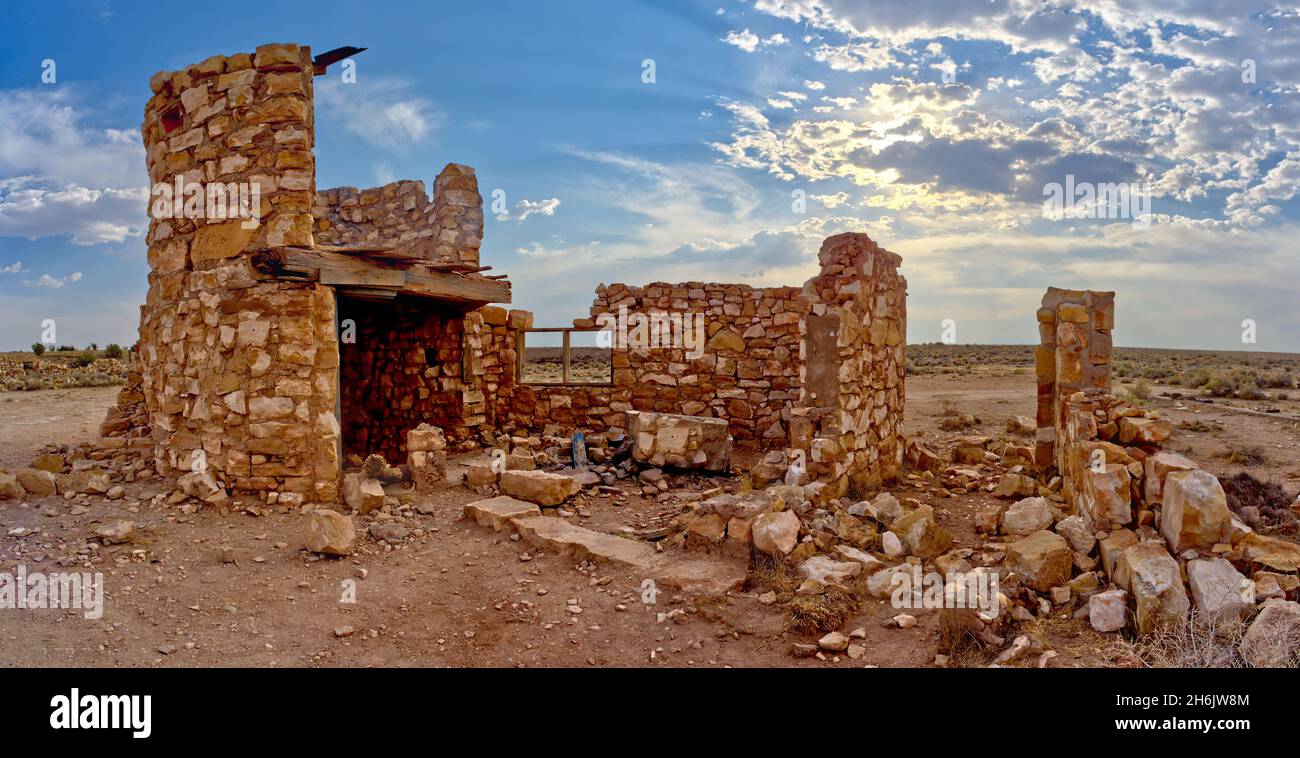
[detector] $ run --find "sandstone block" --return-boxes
[1124,542,1189,636]
[1187,557,1253,621]
[1240,599,1300,668]
[1002,496,1054,536]
[1006,530,1072,592]
[1143,450,1197,504]
[627,410,732,472]
[751,510,800,557]
[1160,469,1229,552]
[304,509,355,555]
[15,468,57,497]
[342,474,385,514]
[500,470,580,506]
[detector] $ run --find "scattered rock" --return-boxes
[818,631,849,652]
[304,509,356,556]
[95,520,136,544]
[1089,589,1127,632]
[500,469,581,506]
[1240,599,1300,668]
[1123,542,1190,636]
[1002,496,1054,536]
[1006,530,1072,592]
[342,473,385,514]
[890,504,952,559]
[1186,557,1252,621]
[15,468,57,498]
[797,556,862,585]
[1160,469,1229,552]
[751,510,800,557]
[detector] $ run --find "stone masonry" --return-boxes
[107,43,500,504]
[103,41,907,507]
[1034,287,1114,471]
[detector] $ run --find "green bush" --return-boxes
[105,343,124,359]
[30,343,45,356]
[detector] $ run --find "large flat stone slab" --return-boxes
[511,515,657,569]
[655,557,748,596]
[463,496,542,531]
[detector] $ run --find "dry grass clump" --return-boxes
[1109,610,1249,668]
[785,585,859,634]
[1218,444,1268,467]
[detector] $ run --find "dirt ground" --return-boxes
[2,367,1297,668]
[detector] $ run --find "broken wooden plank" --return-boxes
[253,247,510,306]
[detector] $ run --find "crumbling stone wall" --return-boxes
[789,233,907,499]
[131,43,341,503]
[312,165,483,267]
[1034,288,1115,471]
[506,281,803,444]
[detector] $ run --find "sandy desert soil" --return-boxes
[1,355,1297,668]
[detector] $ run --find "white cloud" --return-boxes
[498,197,561,223]
[0,89,148,247]
[316,78,440,150]
[0,182,147,244]
[25,271,82,289]
[722,28,790,53]
[1,261,28,273]
[804,80,826,90]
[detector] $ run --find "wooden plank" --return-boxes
[335,287,398,300]
[320,267,406,287]
[562,330,571,384]
[255,247,510,306]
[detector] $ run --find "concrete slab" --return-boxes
[462,496,541,531]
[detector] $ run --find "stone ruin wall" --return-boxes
[103,44,909,505]
[312,166,483,267]
[500,233,908,497]
[790,233,907,499]
[1034,287,1114,472]
[507,282,803,445]
[128,43,342,505]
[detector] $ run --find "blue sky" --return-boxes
[1,0,1298,351]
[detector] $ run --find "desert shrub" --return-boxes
[56,345,76,352]
[1179,419,1224,433]
[1256,371,1295,389]
[1219,444,1267,467]
[1185,368,1214,389]
[70,353,94,368]
[1204,374,1238,398]
[1220,472,1298,533]
[105,343,124,359]
[30,343,45,356]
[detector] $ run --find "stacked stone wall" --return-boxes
[1035,288,1114,471]
[132,43,341,503]
[789,233,907,499]
[504,281,803,444]
[312,164,483,267]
